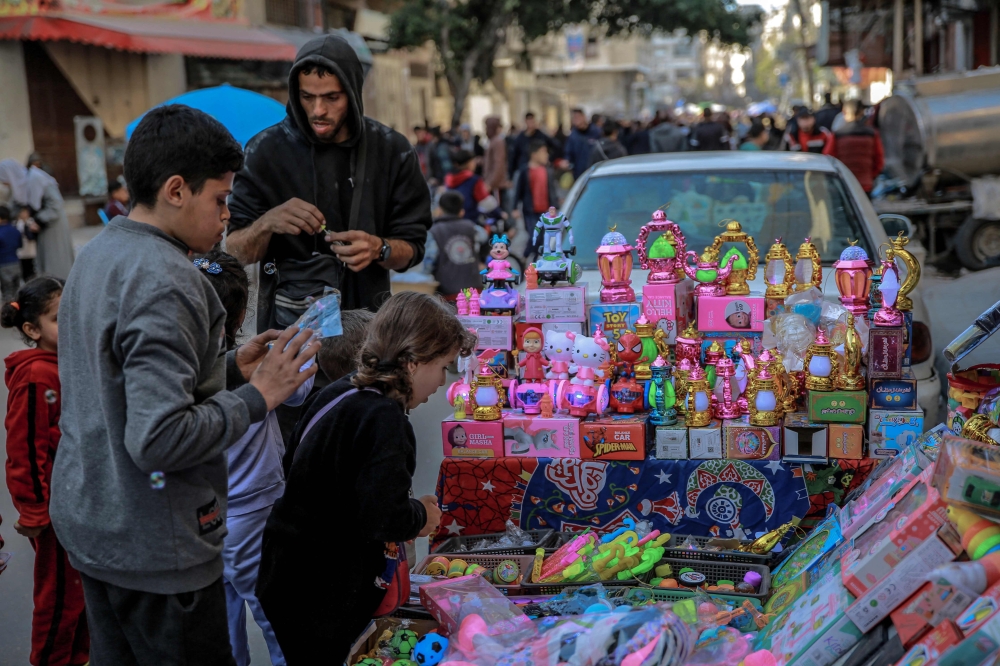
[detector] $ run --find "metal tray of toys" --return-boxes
[662,534,773,566]
[620,587,764,612]
[410,554,535,592]
[519,567,652,596]
[651,557,771,600]
[432,529,555,556]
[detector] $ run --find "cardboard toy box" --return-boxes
[700,332,763,364]
[753,569,862,666]
[894,620,963,666]
[783,412,828,464]
[955,580,1000,636]
[689,420,723,459]
[868,409,925,459]
[936,609,1000,666]
[587,302,642,343]
[442,419,505,458]
[641,280,693,344]
[770,509,844,591]
[655,420,688,459]
[807,390,867,424]
[524,284,587,323]
[696,292,766,333]
[869,369,919,411]
[828,424,865,460]
[841,468,953,597]
[580,414,646,460]
[844,525,963,633]
[722,415,781,461]
[868,326,905,380]
[902,310,913,368]
[932,434,1000,518]
[347,617,440,664]
[890,579,976,647]
[840,445,930,540]
[457,315,514,350]
[503,413,581,458]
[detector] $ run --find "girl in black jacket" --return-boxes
[257,292,475,664]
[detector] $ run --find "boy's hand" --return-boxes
[417,495,443,538]
[14,521,47,539]
[236,330,282,380]
[249,326,319,411]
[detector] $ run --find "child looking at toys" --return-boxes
[2,276,90,666]
[0,205,23,302]
[424,190,487,300]
[258,291,474,663]
[197,249,312,666]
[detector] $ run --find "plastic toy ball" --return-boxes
[391,629,419,657]
[412,632,449,666]
[355,659,383,666]
[392,660,418,666]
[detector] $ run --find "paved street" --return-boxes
[0,226,997,664]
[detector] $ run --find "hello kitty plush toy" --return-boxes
[543,330,575,380]
[570,328,611,386]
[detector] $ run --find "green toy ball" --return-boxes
[355,659,383,666]
[393,660,418,666]
[391,629,419,657]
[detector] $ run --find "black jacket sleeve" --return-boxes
[228,133,283,232]
[355,409,427,542]
[384,134,433,270]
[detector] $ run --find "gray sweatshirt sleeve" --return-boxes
[119,288,267,474]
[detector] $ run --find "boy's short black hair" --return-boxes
[124,105,243,210]
[108,181,124,195]
[525,111,536,120]
[0,205,9,222]
[603,121,619,137]
[439,191,464,216]
[318,308,375,382]
[529,139,548,156]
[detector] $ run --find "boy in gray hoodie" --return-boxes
[50,105,319,665]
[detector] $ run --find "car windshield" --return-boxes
[566,169,872,270]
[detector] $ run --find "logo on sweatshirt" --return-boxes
[197,497,223,536]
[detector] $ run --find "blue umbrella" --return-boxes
[125,84,286,146]
[747,101,778,117]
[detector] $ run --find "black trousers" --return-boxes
[80,573,236,666]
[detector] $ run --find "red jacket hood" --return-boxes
[444,170,475,188]
[5,348,57,385]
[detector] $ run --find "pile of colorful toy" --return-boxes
[445,206,928,465]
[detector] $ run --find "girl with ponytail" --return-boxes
[258,291,475,663]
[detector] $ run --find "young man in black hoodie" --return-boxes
[227,34,432,326]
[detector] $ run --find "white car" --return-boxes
[558,151,941,425]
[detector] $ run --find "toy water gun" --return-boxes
[536,528,669,584]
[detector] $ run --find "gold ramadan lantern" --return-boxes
[747,366,780,427]
[890,231,920,312]
[707,219,759,296]
[793,237,823,292]
[685,365,713,427]
[764,237,796,300]
[803,329,836,392]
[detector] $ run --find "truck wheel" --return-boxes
[955,216,1000,271]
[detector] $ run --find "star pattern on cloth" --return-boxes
[765,459,784,474]
[656,470,672,484]
[446,520,464,535]
[482,480,496,492]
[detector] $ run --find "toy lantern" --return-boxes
[685,365,713,427]
[636,209,687,284]
[469,349,506,421]
[874,247,904,327]
[803,329,836,392]
[595,226,636,303]
[703,340,724,389]
[674,358,692,417]
[748,366,780,426]
[764,237,796,300]
[834,241,873,316]
[633,315,659,380]
[713,357,741,420]
[675,322,703,365]
[647,358,677,426]
[793,237,823,292]
[890,231,920,312]
[706,219,759,295]
[838,313,866,390]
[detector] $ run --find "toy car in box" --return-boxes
[933,434,1000,518]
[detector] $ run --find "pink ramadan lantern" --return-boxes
[834,241,873,316]
[635,209,687,284]
[712,357,742,419]
[596,227,636,303]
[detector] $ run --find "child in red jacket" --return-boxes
[2,276,89,666]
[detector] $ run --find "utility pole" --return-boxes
[790,0,815,104]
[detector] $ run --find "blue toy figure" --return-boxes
[531,207,581,286]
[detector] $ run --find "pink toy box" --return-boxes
[697,293,766,333]
[641,280,694,344]
[839,445,930,540]
[503,413,581,458]
[442,419,505,458]
[841,468,958,598]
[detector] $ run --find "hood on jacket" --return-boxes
[286,34,365,148]
[444,171,475,189]
[5,348,56,384]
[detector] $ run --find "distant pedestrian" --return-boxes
[2,276,90,666]
[424,191,489,300]
[589,121,629,166]
[784,109,834,155]
[0,205,23,302]
[690,108,731,151]
[815,92,840,131]
[0,159,74,280]
[482,116,510,196]
[740,122,769,151]
[508,112,556,180]
[649,110,690,153]
[445,149,499,222]
[832,100,885,194]
[514,140,560,253]
[564,108,602,179]
[104,179,130,219]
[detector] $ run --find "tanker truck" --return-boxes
[876,67,1000,271]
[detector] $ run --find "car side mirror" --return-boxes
[879,214,914,239]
